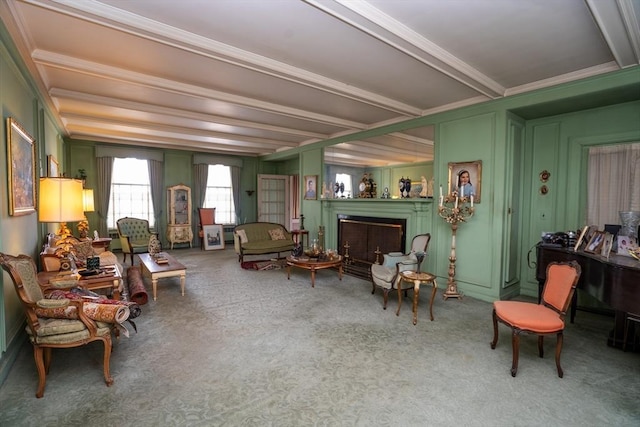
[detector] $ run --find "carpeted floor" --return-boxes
[0,247,638,426]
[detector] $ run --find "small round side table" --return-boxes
[397,270,438,325]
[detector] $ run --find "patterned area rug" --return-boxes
[240,259,288,270]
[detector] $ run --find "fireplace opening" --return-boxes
[337,214,406,279]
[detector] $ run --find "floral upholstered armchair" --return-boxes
[116,217,158,265]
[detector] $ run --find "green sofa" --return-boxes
[233,222,295,262]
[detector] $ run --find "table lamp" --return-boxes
[39,177,84,241]
[77,188,95,239]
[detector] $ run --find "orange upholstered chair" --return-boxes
[490,261,581,378]
[197,208,216,250]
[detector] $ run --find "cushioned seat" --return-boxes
[490,261,581,378]
[116,217,157,265]
[233,222,295,262]
[0,252,114,398]
[371,234,431,310]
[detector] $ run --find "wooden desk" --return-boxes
[138,252,187,301]
[38,266,122,300]
[536,244,640,350]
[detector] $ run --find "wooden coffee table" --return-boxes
[286,255,342,287]
[138,252,187,301]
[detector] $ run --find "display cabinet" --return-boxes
[167,184,193,249]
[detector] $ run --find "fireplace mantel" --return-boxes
[321,198,434,254]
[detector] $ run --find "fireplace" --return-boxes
[337,214,406,279]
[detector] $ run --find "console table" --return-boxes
[536,244,640,351]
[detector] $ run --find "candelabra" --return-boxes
[438,190,475,300]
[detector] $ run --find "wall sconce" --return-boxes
[245,190,255,196]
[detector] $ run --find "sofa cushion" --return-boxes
[269,228,286,240]
[236,229,248,243]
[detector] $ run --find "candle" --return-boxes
[460,185,464,198]
[439,195,443,207]
[439,185,443,199]
[454,196,458,209]
[470,194,474,208]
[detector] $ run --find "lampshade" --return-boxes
[82,188,95,212]
[39,178,85,223]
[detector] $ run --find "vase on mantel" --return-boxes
[619,211,640,239]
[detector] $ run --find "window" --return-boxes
[107,158,154,229]
[335,173,353,198]
[204,165,236,224]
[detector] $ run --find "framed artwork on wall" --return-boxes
[304,175,317,200]
[447,160,482,202]
[6,117,36,216]
[47,155,59,177]
[203,224,225,250]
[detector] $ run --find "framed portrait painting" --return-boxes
[6,117,36,216]
[303,175,317,200]
[203,224,225,250]
[448,160,482,202]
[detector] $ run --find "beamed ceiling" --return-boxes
[1,0,639,166]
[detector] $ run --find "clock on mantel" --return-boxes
[167,184,193,249]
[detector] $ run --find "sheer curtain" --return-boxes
[587,142,640,226]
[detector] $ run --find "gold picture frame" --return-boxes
[303,175,317,200]
[6,117,36,216]
[448,160,482,202]
[47,155,59,177]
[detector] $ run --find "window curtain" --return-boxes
[231,166,241,223]
[587,142,640,226]
[148,159,164,234]
[193,163,209,247]
[95,157,113,238]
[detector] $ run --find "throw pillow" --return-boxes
[236,229,248,243]
[269,228,286,240]
[71,240,95,264]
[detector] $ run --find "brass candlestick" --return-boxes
[438,190,475,300]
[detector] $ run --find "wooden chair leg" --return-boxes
[43,347,52,374]
[555,332,564,378]
[33,346,47,398]
[490,309,499,349]
[102,337,114,387]
[382,289,389,310]
[511,330,520,377]
[538,335,544,358]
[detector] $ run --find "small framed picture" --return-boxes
[203,224,225,250]
[303,175,317,200]
[617,235,636,257]
[585,231,605,254]
[600,232,613,258]
[574,225,590,251]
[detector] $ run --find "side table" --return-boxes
[91,237,113,254]
[397,270,438,325]
[290,230,309,248]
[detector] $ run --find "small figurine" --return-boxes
[381,187,390,199]
[420,176,428,198]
